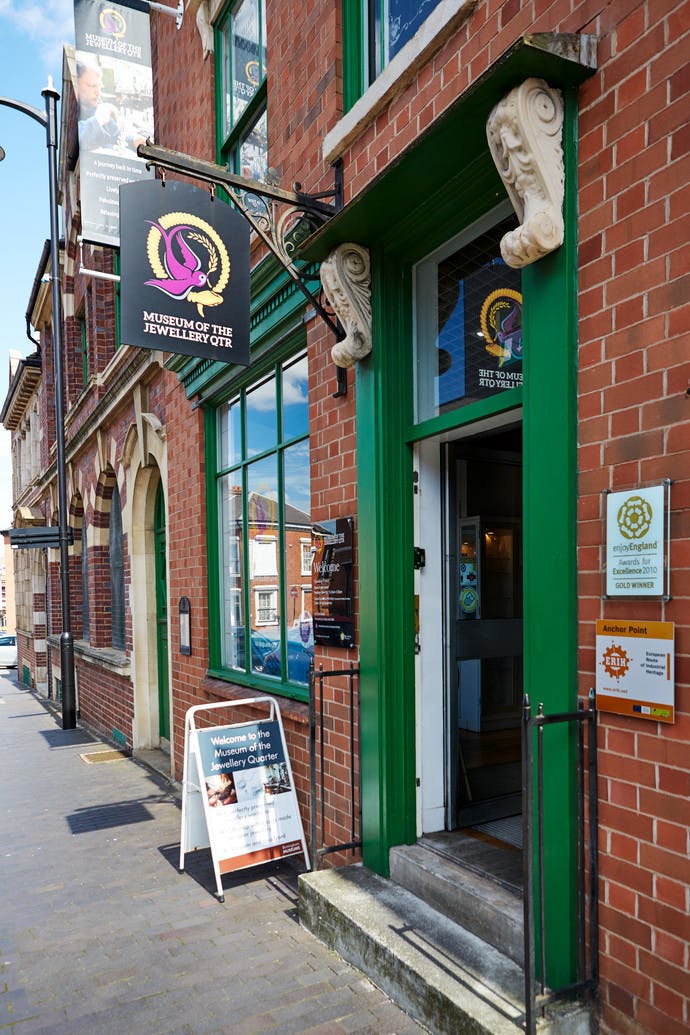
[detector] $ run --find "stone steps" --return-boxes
[390,840,524,966]
[299,857,594,1034]
[300,863,526,1034]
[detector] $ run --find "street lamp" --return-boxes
[0,79,76,730]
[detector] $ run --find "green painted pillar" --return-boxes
[522,88,579,988]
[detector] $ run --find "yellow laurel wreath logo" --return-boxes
[99,8,127,39]
[479,288,522,366]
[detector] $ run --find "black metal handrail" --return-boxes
[522,690,599,1034]
[309,662,362,864]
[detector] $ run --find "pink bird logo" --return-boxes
[145,221,209,299]
[99,9,127,39]
[144,212,229,317]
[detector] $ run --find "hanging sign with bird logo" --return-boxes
[119,179,250,365]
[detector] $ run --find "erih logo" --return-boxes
[601,643,631,681]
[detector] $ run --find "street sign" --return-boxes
[2,526,73,549]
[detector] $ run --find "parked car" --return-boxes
[0,634,17,668]
[231,627,278,673]
[263,634,313,685]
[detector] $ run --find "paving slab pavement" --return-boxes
[0,674,425,1035]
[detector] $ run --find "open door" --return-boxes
[445,425,523,829]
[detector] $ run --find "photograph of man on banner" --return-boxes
[75,57,150,155]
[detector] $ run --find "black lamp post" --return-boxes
[0,79,76,730]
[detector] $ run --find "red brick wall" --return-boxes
[75,660,134,747]
[575,3,690,1032]
[269,0,340,194]
[307,317,360,861]
[165,386,211,771]
[151,11,216,164]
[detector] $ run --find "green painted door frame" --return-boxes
[154,482,170,742]
[355,90,579,987]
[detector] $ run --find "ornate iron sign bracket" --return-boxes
[137,142,343,339]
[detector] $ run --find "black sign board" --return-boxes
[2,527,74,549]
[312,517,355,648]
[120,179,250,365]
[73,0,154,245]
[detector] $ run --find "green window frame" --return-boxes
[207,349,312,702]
[214,0,268,182]
[342,0,445,109]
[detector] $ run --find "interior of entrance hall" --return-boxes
[414,419,523,860]
[446,425,523,840]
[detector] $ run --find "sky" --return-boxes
[0,0,75,529]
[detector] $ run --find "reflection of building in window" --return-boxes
[228,535,240,574]
[255,587,278,625]
[300,539,312,576]
[251,536,277,576]
[213,351,312,689]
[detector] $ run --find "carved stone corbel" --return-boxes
[486,78,564,268]
[320,243,372,368]
[195,1,214,59]
[187,0,214,58]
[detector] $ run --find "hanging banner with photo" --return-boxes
[72,0,154,245]
[119,179,250,364]
[180,699,310,900]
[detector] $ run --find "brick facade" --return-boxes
[2,2,687,1032]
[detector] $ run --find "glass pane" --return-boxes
[245,370,277,456]
[247,456,281,675]
[221,20,232,138]
[385,0,442,62]
[239,108,268,183]
[220,475,246,670]
[283,439,311,523]
[281,353,309,441]
[415,218,522,422]
[283,440,313,683]
[219,397,242,469]
[232,0,261,124]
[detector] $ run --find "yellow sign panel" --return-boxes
[595,620,674,723]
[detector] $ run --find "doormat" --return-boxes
[473,815,523,849]
[79,749,130,765]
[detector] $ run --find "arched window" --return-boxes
[81,530,90,643]
[109,482,125,651]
